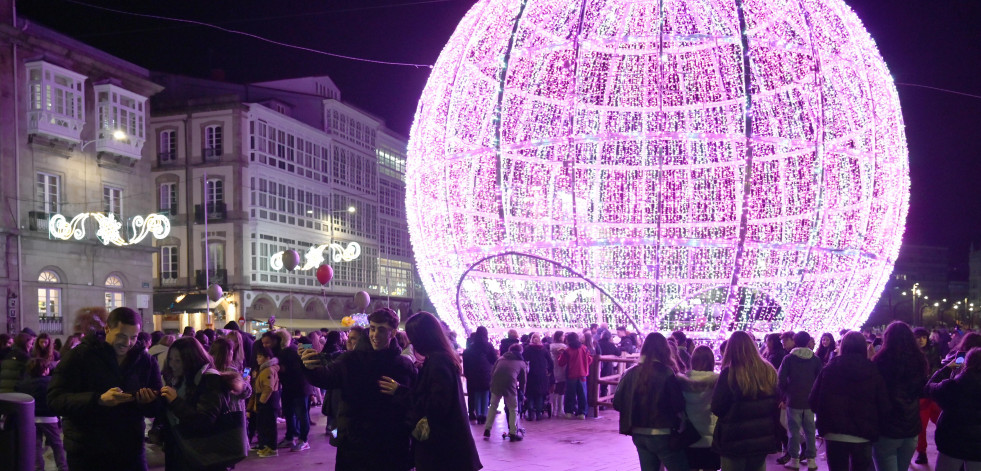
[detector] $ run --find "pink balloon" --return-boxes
[316,264,334,285]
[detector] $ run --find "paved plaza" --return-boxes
[35,406,941,470]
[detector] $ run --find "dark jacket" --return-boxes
[48,334,163,458]
[462,340,497,392]
[710,367,782,457]
[276,344,309,399]
[777,347,822,409]
[0,347,31,392]
[809,353,889,442]
[304,345,417,471]
[613,362,684,435]
[401,351,482,471]
[925,367,981,461]
[15,375,56,417]
[499,337,519,357]
[765,346,788,371]
[598,338,621,377]
[489,352,527,397]
[524,344,553,397]
[874,352,927,438]
[163,367,240,471]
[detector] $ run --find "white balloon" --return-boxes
[353,291,370,311]
[207,283,223,302]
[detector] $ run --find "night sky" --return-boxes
[17,0,981,275]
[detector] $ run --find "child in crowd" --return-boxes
[15,358,68,471]
[253,345,281,458]
[484,343,528,441]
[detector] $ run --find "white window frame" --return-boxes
[36,172,60,213]
[205,125,223,156]
[161,246,179,282]
[206,179,224,206]
[159,182,178,215]
[159,130,177,162]
[105,275,124,310]
[25,61,86,140]
[37,270,62,319]
[94,84,146,143]
[103,185,123,219]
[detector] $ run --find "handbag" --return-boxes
[174,410,249,469]
[669,414,702,450]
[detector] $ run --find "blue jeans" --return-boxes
[787,408,816,459]
[564,378,587,415]
[283,395,310,442]
[632,435,689,471]
[470,389,490,417]
[872,435,917,471]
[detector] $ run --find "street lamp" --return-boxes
[76,130,127,152]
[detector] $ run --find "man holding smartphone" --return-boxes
[301,308,417,470]
[48,307,162,470]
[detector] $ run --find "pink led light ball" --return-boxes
[406,0,909,338]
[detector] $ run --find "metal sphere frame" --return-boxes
[406,0,909,338]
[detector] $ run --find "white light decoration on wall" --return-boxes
[49,212,171,246]
[269,242,362,271]
[405,0,909,338]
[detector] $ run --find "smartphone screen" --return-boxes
[954,354,966,366]
[242,367,251,377]
[300,343,313,350]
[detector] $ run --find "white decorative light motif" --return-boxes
[406,0,909,338]
[49,212,171,246]
[269,242,362,271]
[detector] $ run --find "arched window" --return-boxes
[105,274,124,310]
[38,270,62,318]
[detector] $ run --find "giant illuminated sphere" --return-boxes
[406,0,909,338]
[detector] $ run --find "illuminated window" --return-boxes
[105,274,124,310]
[103,186,123,219]
[37,270,61,319]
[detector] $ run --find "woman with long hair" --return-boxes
[380,312,481,471]
[710,331,781,471]
[925,347,981,471]
[209,338,252,413]
[871,322,928,471]
[815,333,836,364]
[223,330,246,372]
[31,332,60,362]
[160,337,244,471]
[613,333,688,471]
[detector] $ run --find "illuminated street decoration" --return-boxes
[406,0,909,338]
[269,242,362,271]
[49,212,171,246]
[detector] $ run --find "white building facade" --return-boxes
[148,74,414,333]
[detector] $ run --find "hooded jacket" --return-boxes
[809,353,889,441]
[681,369,719,447]
[777,347,822,409]
[926,366,981,461]
[256,357,280,405]
[490,351,528,397]
[557,345,592,380]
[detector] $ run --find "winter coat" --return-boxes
[0,347,30,392]
[809,353,889,442]
[163,364,241,471]
[275,337,309,399]
[558,345,592,380]
[765,346,788,371]
[255,357,280,405]
[681,369,719,447]
[304,345,417,471]
[598,338,621,377]
[925,367,981,461]
[777,347,822,409]
[401,351,482,471]
[462,340,497,392]
[499,337,519,357]
[710,367,782,457]
[873,352,927,439]
[48,334,163,459]
[549,343,567,383]
[613,361,685,435]
[15,375,56,417]
[524,344,553,397]
[490,352,527,397]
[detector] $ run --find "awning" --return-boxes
[152,293,212,313]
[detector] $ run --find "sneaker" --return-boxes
[258,447,278,458]
[785,458,799,469]
[277,438,295,449]
[807,459,818,470]
[276,417,286,424]
[508,433,523,442]
[565,413,574,419]
[577,414,586,420]
[776,454,792,465]
[915,453,927,465]
[483,429,491,438]
[290,440,310,452]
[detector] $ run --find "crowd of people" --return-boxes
[1,311,979,471]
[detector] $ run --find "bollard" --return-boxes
[0,392,35,471]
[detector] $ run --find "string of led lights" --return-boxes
[406,0,909,338]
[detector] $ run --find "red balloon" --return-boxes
[316,264,334,285]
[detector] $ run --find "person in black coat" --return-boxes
[382,312,482,471]
[499,329,519,356]
[924,347,981,471]
[597,330,621,398]
[462,326,497,423]
[16,358,68,471]
[711,331,782,471]
[301,310,417,471]
[524,332,553,420]
[48,307,162,470]
[0,332,34,392]
[809,331,890,471]
[871,321,928,471]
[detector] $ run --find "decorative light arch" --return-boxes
[49,212,171,246]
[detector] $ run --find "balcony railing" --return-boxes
[29,211,49,233]
[203,147,222,162]
[38,316,64,335]
[196,269,227,289]
[161,273,179,287]
[194,202,226,223]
